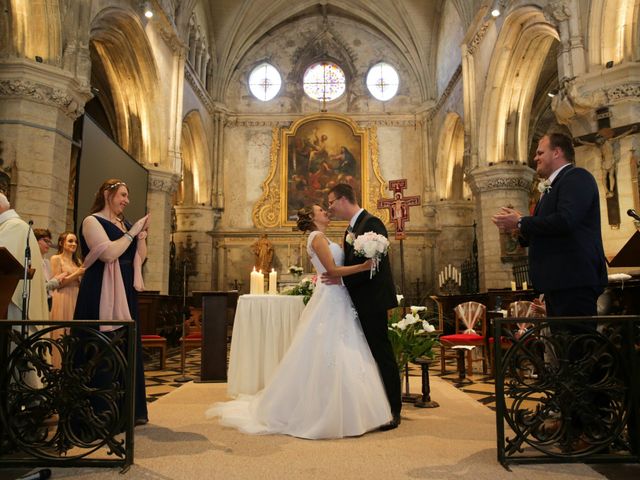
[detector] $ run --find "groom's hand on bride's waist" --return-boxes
[321,273,343,285]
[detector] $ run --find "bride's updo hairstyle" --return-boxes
[296,206,317,233]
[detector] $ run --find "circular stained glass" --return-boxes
[248,63,281,101]
[303,62,346,101]
[366,62,399,101]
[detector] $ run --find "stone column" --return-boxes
[145,167,180,293]
[174,204,215,292]
[0,58,90,234]
[466,164,535,290]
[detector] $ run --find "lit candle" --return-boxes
[510,281,517,291]
[458,271,462,285]
[439,272,444,287]
[250,267,260,294]
[257,270,264,294]
[269,268,278,295]
[522,281,528,290]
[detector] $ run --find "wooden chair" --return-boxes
[180,306,203,368]
[141,335,167,369]
[488,300,541,375]
[439,301,488,376]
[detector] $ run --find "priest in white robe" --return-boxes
[0,193,49,321]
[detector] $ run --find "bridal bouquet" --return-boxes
[353,231,390,278]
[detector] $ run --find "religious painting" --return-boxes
[252,114,386,229]
[282,115,365,223]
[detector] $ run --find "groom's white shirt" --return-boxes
[349,208,364,230]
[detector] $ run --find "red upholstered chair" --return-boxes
[180,306,202,368]
[141,335,167,369]
[439,301,488,376]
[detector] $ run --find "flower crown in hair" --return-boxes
[107,181,127,190]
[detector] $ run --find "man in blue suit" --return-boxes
[492,133,608,317]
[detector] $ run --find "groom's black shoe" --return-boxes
[379,413,401,431]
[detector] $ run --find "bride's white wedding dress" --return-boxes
[206,231,392,439]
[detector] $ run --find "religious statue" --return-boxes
[251,234,274,273]
[576,126,638,198]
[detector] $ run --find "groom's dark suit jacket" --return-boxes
[519,164,607,294]
[343,210,398,317]
[343,210,401,415]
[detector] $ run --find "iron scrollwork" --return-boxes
[0,320,135,470]
[494,316,640,467]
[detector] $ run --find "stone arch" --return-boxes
[478,6,559,166]
[436,113,465,200]
[181,110,212,206]
[588,0,638,65]
[2,0,61,62]
[89,6,160,166]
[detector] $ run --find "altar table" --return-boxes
[227,294,306,396]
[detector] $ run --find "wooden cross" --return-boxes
[377,179,421,240]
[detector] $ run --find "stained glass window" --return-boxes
[248,63,281,101]
[303,62,346,101]
[366,62,399,101]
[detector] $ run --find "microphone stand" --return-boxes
[21,220,34,334]
[175,259,192,383]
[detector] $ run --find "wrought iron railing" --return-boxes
[0,320,135,471]
[494,316,640,469]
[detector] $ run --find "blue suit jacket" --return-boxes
[519,164,607,293]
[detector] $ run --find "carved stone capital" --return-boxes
[147,167,180,194]
[466,164,536,195]
[544,0,571,25]
[0,59,91,119]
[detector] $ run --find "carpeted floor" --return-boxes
[31,375,609,480]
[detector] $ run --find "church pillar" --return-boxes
[211,109,226,209]
[433,200,475,292]
[145,167,180,293]
[466,164,535,290]
[0,58,90,234]
[174,204,215,292]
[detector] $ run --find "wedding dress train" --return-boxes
[206,231,391,439]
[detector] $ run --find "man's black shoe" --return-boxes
[379,414,401,431]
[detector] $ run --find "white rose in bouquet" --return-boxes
[352,231,390,278]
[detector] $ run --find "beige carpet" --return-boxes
[45,376,604,480]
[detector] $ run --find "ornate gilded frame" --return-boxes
[252,114,387,228]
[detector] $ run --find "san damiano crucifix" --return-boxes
[377,179,421,294]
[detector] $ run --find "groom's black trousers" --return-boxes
[359,309,402,416]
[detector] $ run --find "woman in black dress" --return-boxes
[74,178,150,425]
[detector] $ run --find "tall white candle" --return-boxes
[257,270,264,294]
[522,281,528,290]
[269,269,278,295]
[510,281,517,291]
[250,267,260,294]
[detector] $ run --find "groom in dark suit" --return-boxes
[493,132,607,317]
[325,183,402,430]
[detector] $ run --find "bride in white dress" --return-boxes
[206,204,392,439]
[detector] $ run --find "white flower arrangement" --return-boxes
[288,265,303,276]
[537,179,551,194]
[396,294,404,305]
[352,231,390,278]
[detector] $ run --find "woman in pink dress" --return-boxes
[50,232,85,367]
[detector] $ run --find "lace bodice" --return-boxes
[307,231,344,274]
